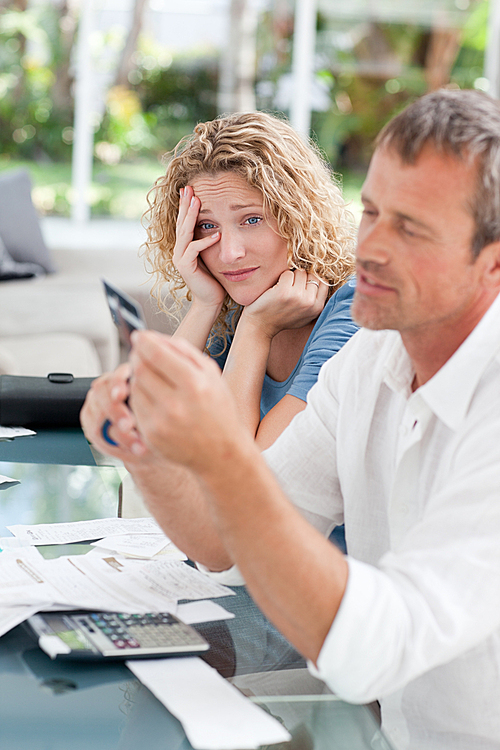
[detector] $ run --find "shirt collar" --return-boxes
[418,292,500,431]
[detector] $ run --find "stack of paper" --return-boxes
[0,516,292,750]
[0,517,236,639]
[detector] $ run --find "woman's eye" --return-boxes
[199,222,216,231]
[245,216,262,226]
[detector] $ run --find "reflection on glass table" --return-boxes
[0,428,102,466]
[0,460,395,750]
[0,461,124,538]
[1,587,393,750]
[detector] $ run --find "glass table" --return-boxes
[0,448,395,750]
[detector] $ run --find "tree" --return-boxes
[114,0,149,88]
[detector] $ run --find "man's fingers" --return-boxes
[131,331,218,391]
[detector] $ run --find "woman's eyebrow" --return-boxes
[198,202,262,214]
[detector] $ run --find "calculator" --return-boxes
[26,611,209,661]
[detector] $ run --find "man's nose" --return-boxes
[218,231,246,264]
[356,219,391,267]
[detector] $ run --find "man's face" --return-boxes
[352,144,492,340]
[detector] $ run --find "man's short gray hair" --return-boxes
[376,89,500,257]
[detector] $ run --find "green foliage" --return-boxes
[93,40,218,163]
[0,4,74,160]
[0,0,490,218]
[137,56,219,152]
[452,0,489,87]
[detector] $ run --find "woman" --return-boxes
[142,111,357,449]
[82,111,356,550]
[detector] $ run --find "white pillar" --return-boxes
[290,0,317,139]
[71,0,95,223]
[485,0,500,99]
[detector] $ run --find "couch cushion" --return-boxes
[0,278,119,372]
[0,169,55,273]
[0,333,102,377]
[0,235,45,281]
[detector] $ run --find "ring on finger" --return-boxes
[306,280,320,288]
[101,418,118,447]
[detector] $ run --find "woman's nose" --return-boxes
[218,231,246,264]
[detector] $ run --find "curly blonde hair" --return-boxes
[143,111,356,345]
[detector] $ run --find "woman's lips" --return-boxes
[221,267,259,282]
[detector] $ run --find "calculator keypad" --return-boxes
[76,612,207,655]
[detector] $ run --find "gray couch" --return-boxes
[0,169,181,378]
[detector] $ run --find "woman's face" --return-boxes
[190,172,289,307]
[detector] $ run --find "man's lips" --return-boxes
[357,271,396,295]
[221,267,259,282]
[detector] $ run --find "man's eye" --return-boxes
[245,216,262,225]
[401,223,419,238]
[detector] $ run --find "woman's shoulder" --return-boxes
[328,276,356,304]
[315,276,356,326]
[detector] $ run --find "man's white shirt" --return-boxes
[263,291,500,750]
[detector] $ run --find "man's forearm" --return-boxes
[195,444,348,663]
[124,457,233,571]
[129,331,348,663]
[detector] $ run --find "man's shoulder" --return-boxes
[323,326,401,374]
[310,327,403,406]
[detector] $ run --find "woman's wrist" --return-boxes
[175,298,223,350]
[238,308,278,342]
[189,297,224,321]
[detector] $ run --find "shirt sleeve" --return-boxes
[287,277,358,404]
[312,414,500,704]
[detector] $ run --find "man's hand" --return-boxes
[241,269,328,340]
[80,362,148,460]
[129,331,256,473]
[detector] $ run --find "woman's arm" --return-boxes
[256,394,307,449]
[224,277,358,447]
[222,268,327,438]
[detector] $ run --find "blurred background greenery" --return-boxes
[0,0,490,220]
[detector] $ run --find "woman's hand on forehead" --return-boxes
[173,185,226,310]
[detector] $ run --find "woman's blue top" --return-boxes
[208,277,358,419]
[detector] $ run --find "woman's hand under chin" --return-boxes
[173,185,227,310]
[241,268,328,339]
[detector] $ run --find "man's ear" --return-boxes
[480,241,500,289]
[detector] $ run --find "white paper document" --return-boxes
[7,517,162,545]
[0,426,36,439]
[127,657,291,750]
[0,604,40,638]
[0,550,233,614]
[177,600,235,625]
[0,474,20,488]
[91,532,176,559]
[126,559,234,602]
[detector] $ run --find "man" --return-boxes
[81,89,500,749]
